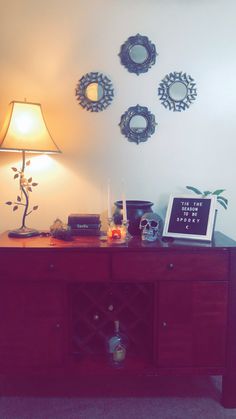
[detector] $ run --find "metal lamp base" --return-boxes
[8,227,40,238]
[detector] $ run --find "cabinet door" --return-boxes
[0,281,66,371]
[157,281,228,367]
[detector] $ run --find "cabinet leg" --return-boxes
[222,374,236,408]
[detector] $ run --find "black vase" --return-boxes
[113,200,154,236]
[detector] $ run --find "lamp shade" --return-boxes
[0,101,61,154]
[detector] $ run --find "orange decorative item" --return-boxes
[107,218,130,245]
[111,229,122,239]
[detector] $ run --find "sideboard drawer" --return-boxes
[0,251,110,282]
[112,251,228,281]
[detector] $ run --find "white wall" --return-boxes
[0,0,236,238]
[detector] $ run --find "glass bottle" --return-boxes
[107,320,128,368]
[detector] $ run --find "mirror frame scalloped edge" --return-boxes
[119,33,157,75]
[119,104,157,144]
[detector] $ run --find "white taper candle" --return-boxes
[107,179,112,219]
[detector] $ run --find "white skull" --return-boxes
[139,212,163,242]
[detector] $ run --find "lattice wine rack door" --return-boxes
[70,282,154,362]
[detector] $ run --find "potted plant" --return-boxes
[186,186,228,210]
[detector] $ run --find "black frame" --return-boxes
[158,71,197,112]
[119,34,157,75]
[119,104,157,144]
[75,72,114,112]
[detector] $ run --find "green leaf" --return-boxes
[13,205,18,211]
[32,182,38,187]
[217,196,228,205]
[14,173,19,179]
[203,191,212,196]
[217,200,228,210]
[28,177,32,183]
[26,160,31,166]
[28,187,32,192]
[217,197,228,209]
[212,189,225,196]
[11,167,18,172]
[17,196,21,202]
[5,201,12,205]
[33,205,39,211]
[186,186,202,195]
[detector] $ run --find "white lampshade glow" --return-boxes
[0,101,61,154]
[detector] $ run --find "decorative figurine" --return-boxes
[139,212,163,242]
[50,218,73,241]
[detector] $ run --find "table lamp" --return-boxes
[0,100,61,238]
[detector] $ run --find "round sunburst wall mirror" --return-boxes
[75,72,114,112]
[158,71,197,112]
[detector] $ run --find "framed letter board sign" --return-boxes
[163,195,216,241]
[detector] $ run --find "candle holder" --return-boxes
[107,218,131,245]
[122,219,132,240]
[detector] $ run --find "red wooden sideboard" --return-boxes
[0,231,235,407]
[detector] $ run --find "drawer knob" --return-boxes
[55,323,61,329]
[108,304,114,312]
[162,321,167,328]
[49,263,55,270]
[168,263,174,270]
[94,314,99,320]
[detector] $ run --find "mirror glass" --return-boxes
[129,45,148,64]
[85,82,104,102]
[130,115,147,133]
[168,82,187,101]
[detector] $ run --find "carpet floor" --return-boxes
[0,376,236,419]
